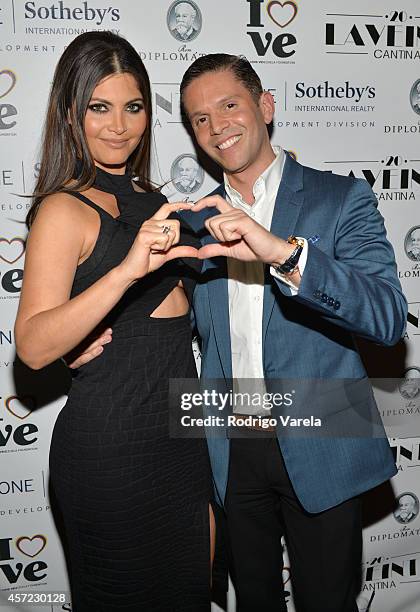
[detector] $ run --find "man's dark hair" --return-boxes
[180,53,263,108]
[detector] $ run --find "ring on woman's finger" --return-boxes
[161,225,171,234]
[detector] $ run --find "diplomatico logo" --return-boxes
[0,395,39,453]
[362,552,419,593]
[380,376,420,427]
[398,366,420,403]
[399,225,420,280]
[0,534,48,588]
[384,80,420,135]
[246,0,299,64]
[167,1,202,42]
[162,154,205,202]
[325,10,420,60]
[0,69,17,135]
[171,154,204,195]
[410,79,420,115]
[381,366,420,423]
[139,2,204,63]
[323,155,420,203]
[0,235,25,298]
[368,443,420,543]
[393,492,419,524]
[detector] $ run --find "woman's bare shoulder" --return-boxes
[37,191,91,217]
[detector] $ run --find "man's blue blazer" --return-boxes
[181,154,407,513]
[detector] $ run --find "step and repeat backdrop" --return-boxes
[0,1,420,611]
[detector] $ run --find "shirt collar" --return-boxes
[223,146,285,207]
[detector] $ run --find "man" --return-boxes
[73,55,406,611]
[406,226,420,261]
[394,493,418,523]
[170,2,198,41]
[399,366,420,399]
[177,54,406,612]
[173,155,201,193]
[411,81,420,115]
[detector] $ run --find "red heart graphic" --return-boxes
[16,535,47,558]
[282,566,291,585]
[0,69,17,100]
[5,395,36,420]
[267,1,298,28]
[0,237,26,264]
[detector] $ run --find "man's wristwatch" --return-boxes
[272,236,305,275]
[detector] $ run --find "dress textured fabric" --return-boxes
[49,167,212,611]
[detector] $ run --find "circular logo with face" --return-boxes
[171,154,204,194]
[167,1,202,42]
[399,366,420,400]
[410,79,420,116]
[393,492,419,524]
[404,225,420,262]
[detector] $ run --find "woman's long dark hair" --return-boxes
[27,31,153,227]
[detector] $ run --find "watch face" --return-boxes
[288,236,304,248]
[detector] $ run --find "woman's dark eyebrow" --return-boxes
[89,97,143,105]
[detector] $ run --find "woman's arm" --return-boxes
[15,194,134,370]
[15,196,196,369]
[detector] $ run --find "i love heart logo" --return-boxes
[267,1,298,28]
[5,395,36,420]
[0,237,26,264]
[0,69,17,100]
[16,535,47,558]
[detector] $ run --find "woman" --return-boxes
[15,31,214,611]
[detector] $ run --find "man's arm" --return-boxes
[273,178,407,346]
[193,181,407,347]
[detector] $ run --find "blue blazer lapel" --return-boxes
[205,255,232,380]
[263,155,305,341]
[181,184,233,380]
[204,185,232,379]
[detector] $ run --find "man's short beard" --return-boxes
[176,23,189,34]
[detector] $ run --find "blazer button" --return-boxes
[313,290,320,299]
[327,297,334,306]
[321,293,328,303]
[333,300,341,310]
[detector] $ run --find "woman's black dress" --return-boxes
[49,168,212,611]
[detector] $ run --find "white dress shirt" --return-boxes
[224,147,307,414]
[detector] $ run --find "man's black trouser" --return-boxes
[225,434,362,612]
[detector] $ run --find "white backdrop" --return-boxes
[1,1,420,611]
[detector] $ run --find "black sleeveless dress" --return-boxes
[49,168,212,611]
